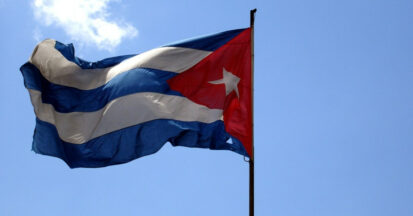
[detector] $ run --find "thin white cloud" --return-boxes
[33,27,43,42]
[32,0,137,51]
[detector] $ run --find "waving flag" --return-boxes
[20,28,252,168]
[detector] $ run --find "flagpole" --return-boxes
[249,8,257,216]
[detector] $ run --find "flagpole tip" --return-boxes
[250,9,257,27]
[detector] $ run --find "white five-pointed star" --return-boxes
[209,68,240,98]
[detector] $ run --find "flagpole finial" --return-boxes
[250,9,257,27]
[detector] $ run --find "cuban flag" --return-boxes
[20,28,252,168]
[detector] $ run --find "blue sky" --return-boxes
[1,0,413,215]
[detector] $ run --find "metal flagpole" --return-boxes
[249,8,256,216]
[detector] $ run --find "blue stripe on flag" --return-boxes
[21,62,183,113]
[55,41,136,69]
[33,118,248,168]
[163,28,246,51]
[20,63,42,91]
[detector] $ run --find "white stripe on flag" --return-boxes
[29,39,211,90]
[29,90,223,144]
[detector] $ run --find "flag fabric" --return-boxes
[20,28,252,168]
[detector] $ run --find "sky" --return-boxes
[1,0,413,215]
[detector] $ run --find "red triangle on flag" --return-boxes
[168,28,252,157]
